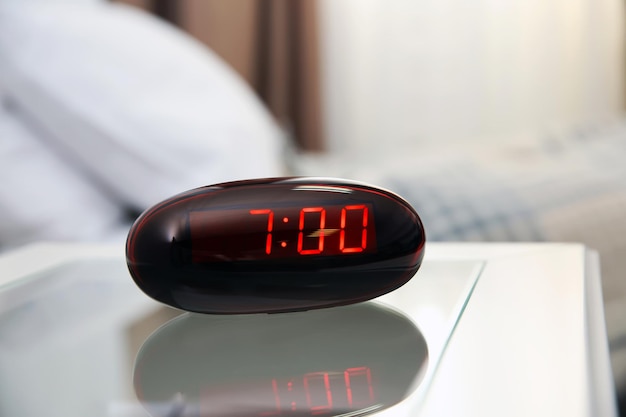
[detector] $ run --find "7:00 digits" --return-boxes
[250,205,370,255]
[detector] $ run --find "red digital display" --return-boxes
[200,366,376,416]
[266,367,374,415]
[189,204,376,263]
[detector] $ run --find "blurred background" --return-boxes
[112,0,626,153]
[119,0,626,154]
[1,0,626,413]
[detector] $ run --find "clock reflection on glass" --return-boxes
[199,366,377,416]
[134,302,428,417]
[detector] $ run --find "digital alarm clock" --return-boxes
[126,177,425,313]
[134,302,428,417]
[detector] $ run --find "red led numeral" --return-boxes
[252,205,370,258]
[298,207,326,255]
[303,372,333,414]
[344,367,374,407]
[340,205,368,253]
[250,209,274,255]
[258,378,282,416]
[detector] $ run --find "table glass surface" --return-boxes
[0,252,482,417]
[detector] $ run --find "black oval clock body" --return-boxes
[126,177,425,314]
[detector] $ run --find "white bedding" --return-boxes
[293,123,626,390]
[0,2,286,247]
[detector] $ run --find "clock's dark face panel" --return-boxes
[134,302,428,417]
[189,202,376,262]
[126,178,425,314]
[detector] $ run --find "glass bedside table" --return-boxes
[0,243,616,417]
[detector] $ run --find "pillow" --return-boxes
[0,100,126,247]
[0,2,285,212]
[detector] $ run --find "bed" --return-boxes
[1,1,625,411]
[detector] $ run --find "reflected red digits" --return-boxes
[344,367,374,407]
[303,372,333,414]
[259,379,281,416]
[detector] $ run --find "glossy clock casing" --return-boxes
[126,177,426,314]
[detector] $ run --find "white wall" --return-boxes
[319,0,625,154]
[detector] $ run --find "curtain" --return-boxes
[115,0,324,151]
[318,0,624,153]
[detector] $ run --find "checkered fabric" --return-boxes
[294,121,626,393]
